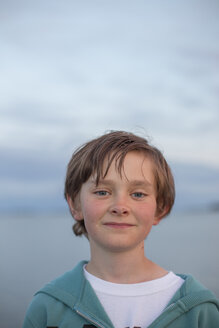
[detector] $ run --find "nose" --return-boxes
[109,195,130,216]
[109,191,130,216]
[110,206,129,216]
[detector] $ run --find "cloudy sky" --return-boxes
[1,0,219,212]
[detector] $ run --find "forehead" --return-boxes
[93,150,155,182]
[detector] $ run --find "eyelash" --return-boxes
[131,192,147,198]
[94,190,109,196]
[93,190,147,199]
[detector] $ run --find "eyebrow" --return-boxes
[90,179,153,188]
[128,180,153,188]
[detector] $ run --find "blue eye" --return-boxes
[95,190,109,196]
[132,192,145,198]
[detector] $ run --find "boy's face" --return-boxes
[73,151,163,254]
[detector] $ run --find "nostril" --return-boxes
[110,207,128,215]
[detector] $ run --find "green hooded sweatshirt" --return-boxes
[23,261,219,328]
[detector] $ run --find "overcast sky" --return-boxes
[1,0,219,211]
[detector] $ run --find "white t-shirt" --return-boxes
[84,266,184,328]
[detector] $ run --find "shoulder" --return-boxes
[23,261,88,328]
[174,274,218,301]
[155,274,219,327]
[183,300,219,328]
[23,293,51,328]
[39,260,88,296]
[173,274,219,322]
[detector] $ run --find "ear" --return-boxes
[153,206,169,226]
[152,216,162,226]
[67,194,83,221]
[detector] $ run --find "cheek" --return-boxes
[82,201,104,237]
[82,200,103,222]
[135,202,158,226]
[137,201,157,216]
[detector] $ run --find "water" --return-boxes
[1,211,219,328]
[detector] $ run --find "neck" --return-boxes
[86,242,167,284]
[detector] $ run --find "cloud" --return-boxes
[0,0,219,213]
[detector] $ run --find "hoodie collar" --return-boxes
[36,261,114,328]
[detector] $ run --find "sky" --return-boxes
[1,0,219,213]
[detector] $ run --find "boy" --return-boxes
[23,130,219,328]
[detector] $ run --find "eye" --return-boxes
[94,190,109,196]
[132,192,146,199]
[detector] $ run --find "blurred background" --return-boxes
[1,0,219,327]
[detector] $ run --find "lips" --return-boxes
[103,222,135,228]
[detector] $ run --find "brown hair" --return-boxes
[64,130,175,237]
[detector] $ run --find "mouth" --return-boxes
[103,222,135,229]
